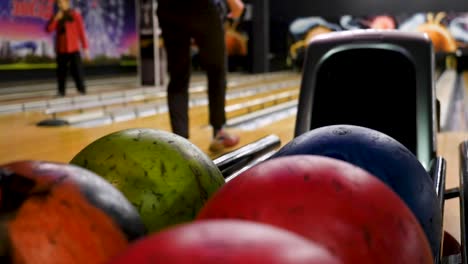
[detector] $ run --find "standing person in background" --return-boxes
[47,0,89,97]
[157,0,245,152]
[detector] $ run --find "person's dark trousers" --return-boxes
[157,1,227,139]
[56,51,86,96]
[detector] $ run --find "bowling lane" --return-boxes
[444,72,468,131]
[0,72,299,127]
[60,75,299,128]
[0,110,172,164]
[0,75,139,104]
[0,72,294,109]
[91,75,299,123]
[0,73,299,164]
[0,72,214,103]
[0,103,297,164]
[437,132,468,244]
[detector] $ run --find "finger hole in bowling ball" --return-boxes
[0,168,36,214]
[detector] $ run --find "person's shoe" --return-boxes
[209,130,240,152]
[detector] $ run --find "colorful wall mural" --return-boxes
[0,0,138,70]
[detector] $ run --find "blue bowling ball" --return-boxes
[271,125,441,257]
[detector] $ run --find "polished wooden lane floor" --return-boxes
[0,72,300,163]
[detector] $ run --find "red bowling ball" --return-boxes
[197,155,433,264]
[109,219,341,264]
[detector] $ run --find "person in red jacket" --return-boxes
[47,0,89,97]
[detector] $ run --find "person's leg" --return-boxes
[193,4,239,150]
[56,53,68,96]
[158,10,192,138]
[69,51,86,94]
[192,6,227,135]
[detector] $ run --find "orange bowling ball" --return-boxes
[225,30,247,56]
[417,12,457,53]
[417,24,457,52]
[0,160,141,264]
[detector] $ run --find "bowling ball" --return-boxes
[270,125,441,257]
[289,26,332,62]
[198,155,433,263]
[0,160,133,263]
[368,15,396,30]
[225,30,248,56]
[70,128,225,233]
[109,219,341,264]
[417,24,457,52]
[304,26,333,43]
